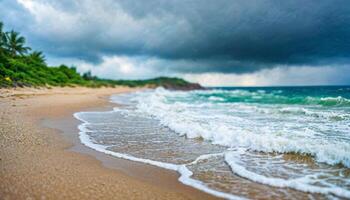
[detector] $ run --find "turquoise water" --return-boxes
[75,86,350,199]
[201,86,350,106]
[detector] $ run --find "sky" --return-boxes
[1,0,350,86]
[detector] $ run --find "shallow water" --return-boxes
[75,86,350,199]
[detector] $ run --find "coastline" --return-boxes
[0,87,218,200]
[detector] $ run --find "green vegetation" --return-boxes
[0,21,201,89]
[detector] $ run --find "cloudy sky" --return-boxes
[1,0,350,86]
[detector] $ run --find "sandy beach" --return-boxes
[0,87,218,200]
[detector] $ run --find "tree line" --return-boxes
[0,21,198,89]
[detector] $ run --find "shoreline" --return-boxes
[72,101,240,200]
[0,87,218,199]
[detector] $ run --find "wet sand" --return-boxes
[0,87,219,200]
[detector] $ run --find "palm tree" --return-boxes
[29,51,46,64]
[5,30,31,56]
[0,22,5,52]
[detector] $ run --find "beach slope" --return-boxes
[0,87,217,200]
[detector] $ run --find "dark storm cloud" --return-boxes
[1,0,350,73]
[116,0,350,64]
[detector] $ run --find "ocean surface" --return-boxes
[75,86,350,199]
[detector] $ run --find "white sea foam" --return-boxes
[224,149,350,198]
[132,88,350,168]
[73,112,244,200]
[75,88,350,199]
[305,96,350,106]
[208,96,225,101]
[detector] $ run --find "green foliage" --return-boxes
[29,51,45,64]
[4,30,31,56]
[0,22,5,52]
[0,21,199,89]
[82,70,97,81]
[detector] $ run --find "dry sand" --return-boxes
[0,87,219,200]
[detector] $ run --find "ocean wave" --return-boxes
[74,112,244,200]
[133,88,350,168]
[319,96,350,106]
[225,149,350,198]
[75,88,350,199]
[194,88,350,107]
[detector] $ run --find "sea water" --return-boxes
[74,86,350,199]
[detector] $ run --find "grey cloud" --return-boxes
[113,0,350,63]
[1,0,350,73]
